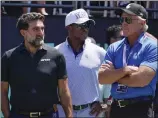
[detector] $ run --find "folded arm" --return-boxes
[118,65,156,87]
[98,61,137,84]
[99,67,127,84]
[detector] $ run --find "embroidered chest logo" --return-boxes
[133,52,140,60]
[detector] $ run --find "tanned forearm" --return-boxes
[118,73,146,87]
[118,72,149,87]
[1,93,10,118]
[99,68,127,84]
[59,88,73,117]
[118,66,156,87]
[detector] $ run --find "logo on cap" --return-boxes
[126,4,131,9]
[75,12,87,19]
[139,12,143,16]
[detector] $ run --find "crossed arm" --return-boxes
[118,65,156,87]
[58,78,73,118]
[98,61,136,84]
[98,61,156,87]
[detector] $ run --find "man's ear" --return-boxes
[20,29,26,37]
[138,20,145,28]
[140,20,146,26]
[66,25,72,31]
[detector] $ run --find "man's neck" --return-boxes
[67,37,85,52]
[127,32,143,47]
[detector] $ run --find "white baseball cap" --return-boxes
[65,8,95,27]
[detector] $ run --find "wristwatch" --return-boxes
[107,99,113,106]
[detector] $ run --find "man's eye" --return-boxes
[41,27,44,30]
[33,28,38,31]
[126,17,132,24]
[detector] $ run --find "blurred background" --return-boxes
[1,1,158,55]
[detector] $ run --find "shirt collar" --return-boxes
[19,42,47,52]
[124,32,146,45]
[65,37,87,49]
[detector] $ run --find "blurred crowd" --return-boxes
[1,1,158,19]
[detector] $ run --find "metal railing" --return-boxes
[1,2,158,18]
[83,6,158,12]
[2,2,158,12]
[1,3,74,8]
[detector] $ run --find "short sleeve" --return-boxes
[104,44,115,63]
[140,44,158,71]
[99,47,106,63]
[56,53,67,80]
[1,52,10,82]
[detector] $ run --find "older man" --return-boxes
[99,3,158,118]
[55,9,107,117]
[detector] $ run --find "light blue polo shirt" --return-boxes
[105,32,158,99]
[55,38,106,105]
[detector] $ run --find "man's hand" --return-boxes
[89,102,107,117]
[99,60,132,84]
[100,60,114,71]
[123,66,139,75]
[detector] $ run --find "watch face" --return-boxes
[101,103,108,109]
[107,100,112,105]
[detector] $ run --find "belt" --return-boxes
[113,96,152,108]
[13,105,57,118]
[73,101,99,110]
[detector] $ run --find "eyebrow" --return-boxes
[33,26,45,28]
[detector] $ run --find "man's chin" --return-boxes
[81,34,88,41]
[30,41,44,48]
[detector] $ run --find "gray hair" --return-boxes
[138,16,148,32]
[143,24,148,32]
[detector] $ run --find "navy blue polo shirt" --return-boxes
[105,32,158,99]
[1,43,67,111]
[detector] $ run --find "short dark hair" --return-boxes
[106,25,122,45]
[16,12,45,31]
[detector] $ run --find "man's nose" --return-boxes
[82,27,89,33]
[38,28,44,35]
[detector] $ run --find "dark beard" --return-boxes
[29,38,44,48]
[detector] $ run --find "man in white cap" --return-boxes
[55,8,108,117]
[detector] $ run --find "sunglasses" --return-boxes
[72,22,91,29]
[120,17,138,24]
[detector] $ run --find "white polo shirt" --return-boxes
[55,39,106,105]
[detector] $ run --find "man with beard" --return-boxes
[55,9,106,117]
[1,12,73,118]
